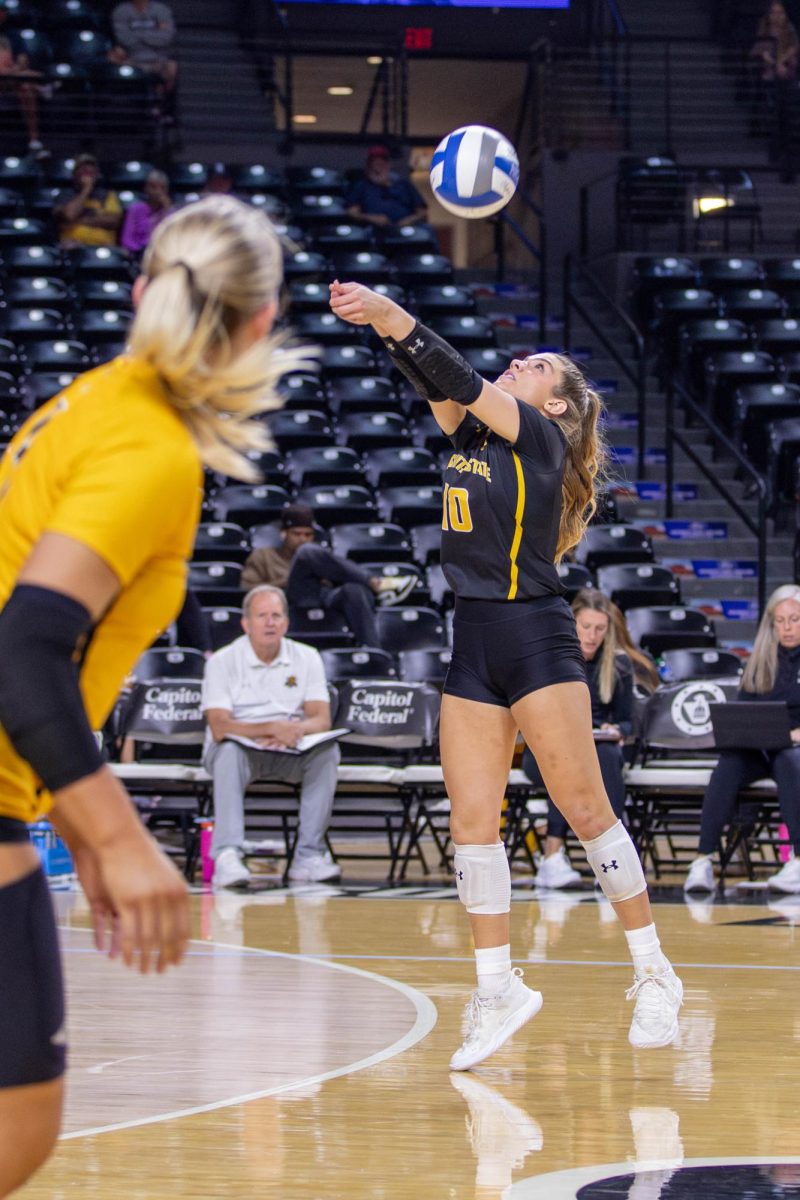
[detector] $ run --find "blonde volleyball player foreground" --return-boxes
[330,279,683,1070]
[0,196,309,1196]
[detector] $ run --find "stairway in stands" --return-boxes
[470,267,793,657]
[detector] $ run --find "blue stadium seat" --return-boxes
[283,250,331,283]
[314,223,374,254]
[56,27,111,68]
[77,309,131,344]
[429,314,496,348]
[0,217,48,246]
[394,253,453,287]
[331,250,393,283]
[287,166,345,195]
[378,225,440,255]
[292,194,349,224]
[66,245,131,279]
[77,278,133,310]
[724,287,785,322]
[296,312,363,345]
[288,281,334,313]
[23,338,90,372]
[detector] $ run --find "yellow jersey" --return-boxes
[0,355,203,822]
[59,188,123,247]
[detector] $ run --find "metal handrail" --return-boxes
[494,189,547,343]
[666,377,768,616]
[562,254,649,476]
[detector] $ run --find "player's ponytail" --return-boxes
[128,195,312,481]
[547,355,607,562]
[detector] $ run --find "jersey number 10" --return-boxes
[441,484,473,532]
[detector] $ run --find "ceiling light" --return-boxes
[327,86,353,96]
[367,56,382,65]
[293,114,317,124]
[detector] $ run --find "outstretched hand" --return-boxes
[329,280,415,340]
[329,280,390,328]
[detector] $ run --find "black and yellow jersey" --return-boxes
[441,400,566,601]
[0,355,203,822]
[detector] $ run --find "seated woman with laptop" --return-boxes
[684,584,800,895]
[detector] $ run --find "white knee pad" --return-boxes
[453,842,511,915]
[580,820,647,904]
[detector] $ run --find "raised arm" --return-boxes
[329,280,523,440]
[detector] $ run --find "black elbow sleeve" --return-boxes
[0,585,106,792]
[379,334,448,403]
[397,321,484,406]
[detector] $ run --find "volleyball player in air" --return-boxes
[0,196,308,1194]
[330,280,682,1070]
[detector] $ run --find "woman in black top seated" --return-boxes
[523,588,634,889]
[330,280,682,1070]
[684,584,800,895]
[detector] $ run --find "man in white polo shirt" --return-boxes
[202,584,341,888]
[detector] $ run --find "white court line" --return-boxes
[58,933,438,1142]
[507,1156,800,1198]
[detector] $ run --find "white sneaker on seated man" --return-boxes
[202,585,342,890]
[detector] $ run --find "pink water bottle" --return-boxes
[200,819,215,883]
[778,823,791,863]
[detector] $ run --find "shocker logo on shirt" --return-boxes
[285,675,298,688]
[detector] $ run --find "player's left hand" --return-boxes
[69,840,120,956]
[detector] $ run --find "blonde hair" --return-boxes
[572,587,620,704]
[129,195,312,481]
[608,600,661,692]
[741,584,800,692]
[542,354,608,562]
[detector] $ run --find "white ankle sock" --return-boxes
[625,923,668,976]
[475,943,512,996]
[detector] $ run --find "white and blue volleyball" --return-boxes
[430,125,519,219]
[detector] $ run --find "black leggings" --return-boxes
[521,742,627,840]
[699,747,800,856]
[0,864,66,1087]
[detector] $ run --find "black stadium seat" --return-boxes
[596,563,681,611]
[574,525,655,571]
[288,606,353,649]
[187,561,245,607]
[285,445,364,488]
[625,606,716,657]
[133,647,207,682]
[397,647,451,685]
[556,561,594,600]
[377,484,442,529]
[338,411,409,451]
[2,308,67,341]
[212,484,291,528]
[203,606,244,650]
[659,647,743,683]
[376,607,448,652]
[295,484,376,527]
[192,523,250,565]
[268,409,334,451]
[321,647,397,681]
[330,522,412,563]
[24,339,91,371]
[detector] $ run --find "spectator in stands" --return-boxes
[110,0,178,113]
[202,584,341,887]
[0,31,47,159]
[751,1,799,81]
[346,145,428,229]
[609,600,661,694]
[202,163,235,197]
[53,154,123,248]
[684,583,800,896]
[522,589,633,889]
[120,169,174,256]
[240,502,417,648]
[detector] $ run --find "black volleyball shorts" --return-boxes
[443,595,587,708]
[0,832,66,1088]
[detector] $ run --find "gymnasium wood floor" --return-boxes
[17,871,800,1200]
